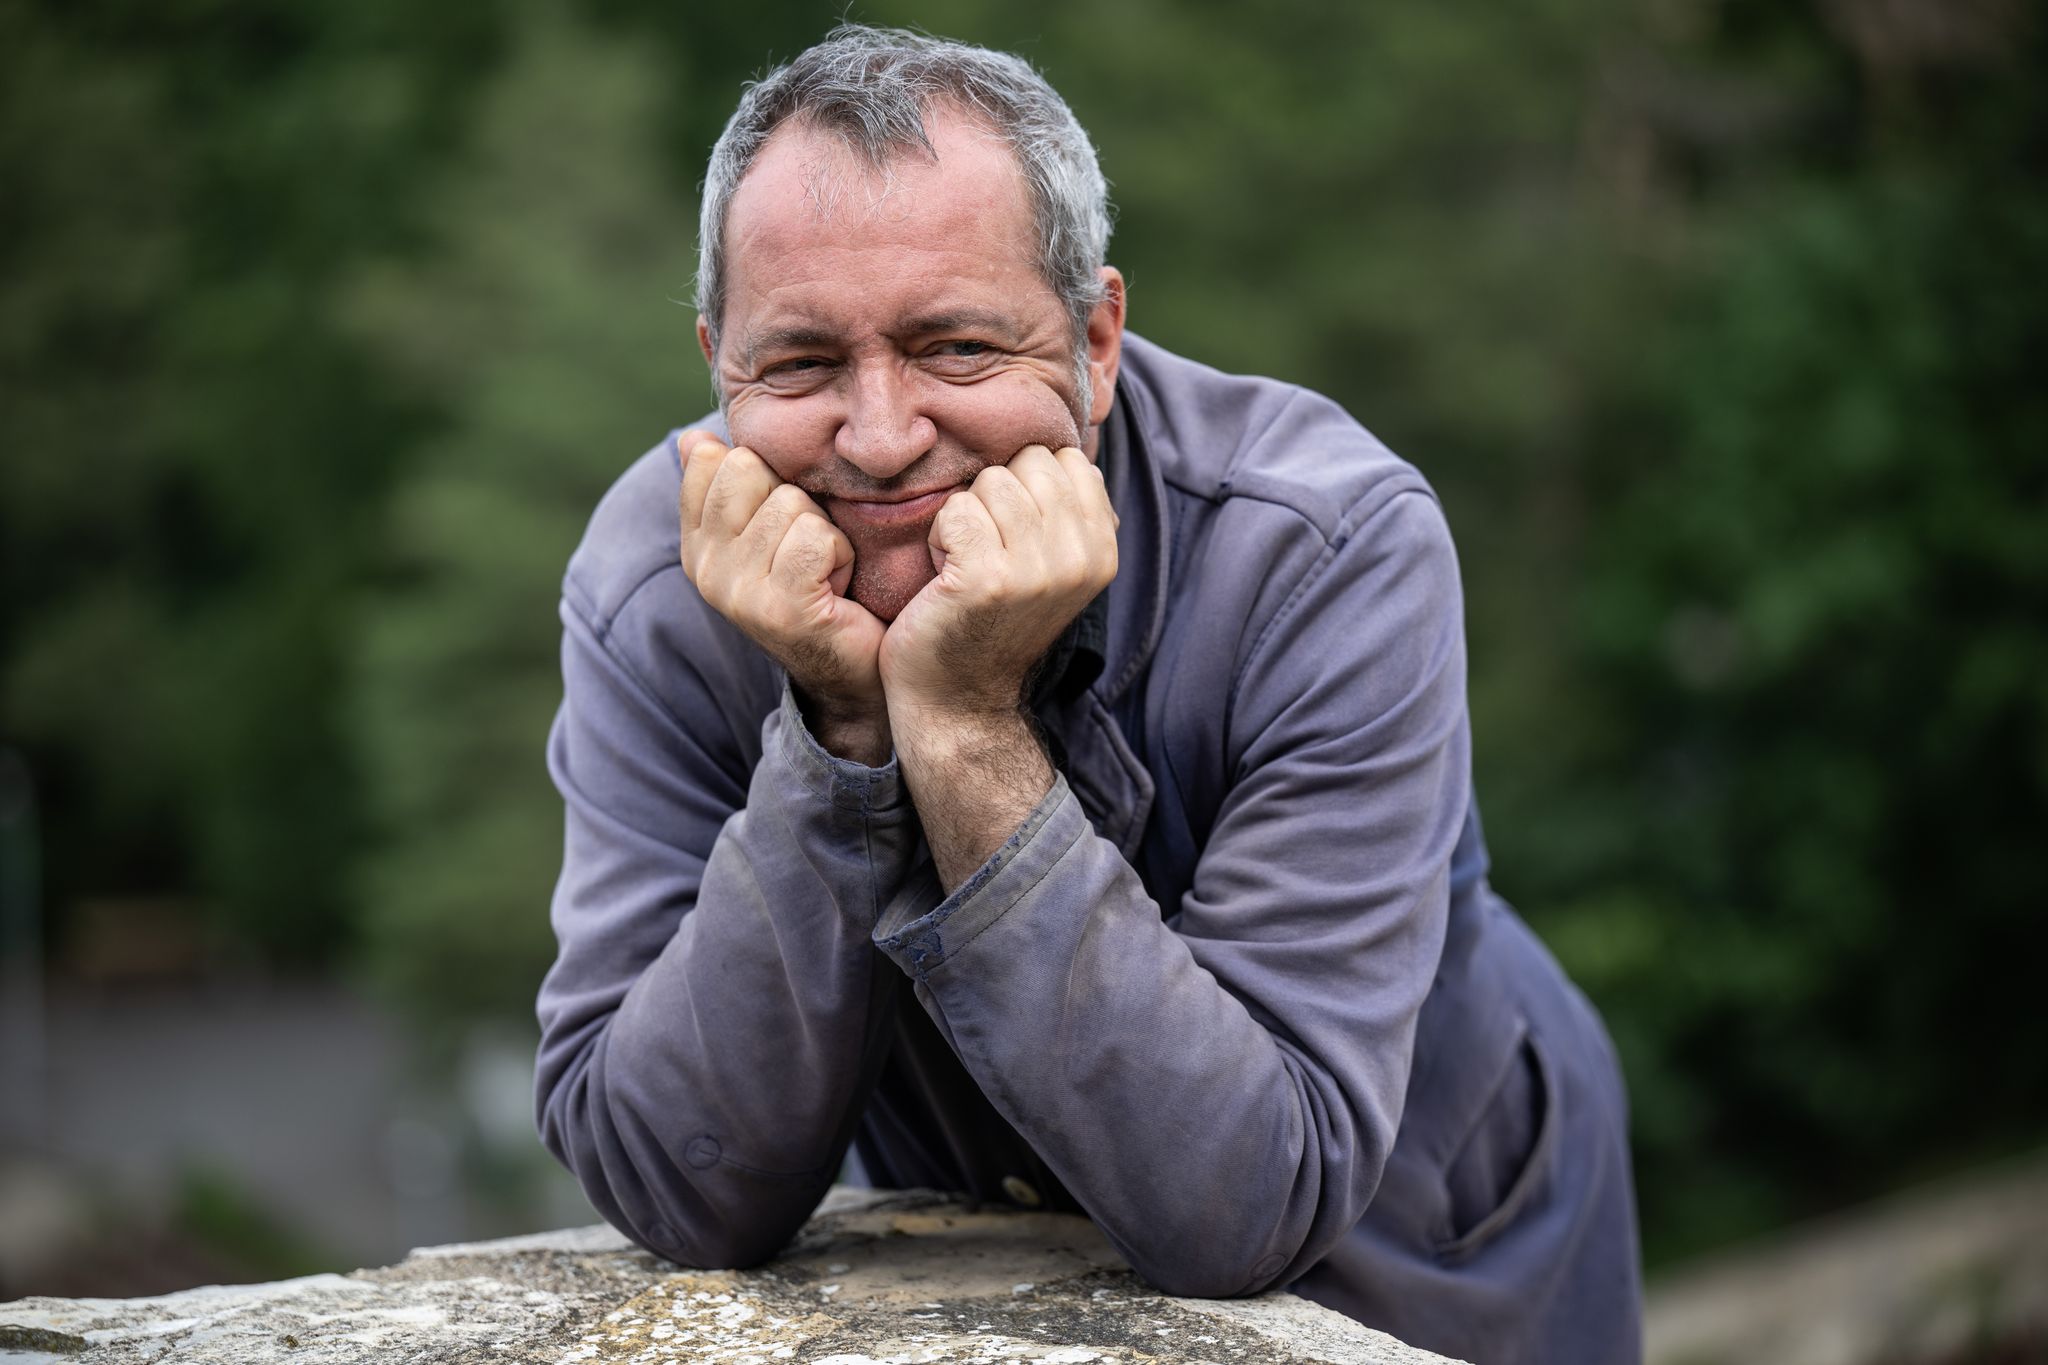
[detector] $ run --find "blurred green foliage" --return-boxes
[2,0,2042,1266]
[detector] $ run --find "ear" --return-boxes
[696,314,717,371]
[1084,267,1127,429]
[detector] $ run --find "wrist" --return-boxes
[795,686,892,767]
[890,700,1051,792]
[889,701,1053,892]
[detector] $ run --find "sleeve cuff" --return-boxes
[873,773,1089,981]
[771,679,909,817]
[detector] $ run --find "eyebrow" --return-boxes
[740,324,844,373]
[895,308,1023,344]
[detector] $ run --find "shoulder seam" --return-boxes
[1155,386,1315,508]
[1227,486,1445,710]
[1165,465,1437,558]
[560,563,707,738]
[1154,386,1433,544]
[563,555,684,644]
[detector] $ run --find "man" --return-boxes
[536,25,1642,1364]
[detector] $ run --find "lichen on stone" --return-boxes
[0,1189,1459,1364]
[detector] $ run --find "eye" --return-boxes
[759,355,836,390]
[925,339,1000,373]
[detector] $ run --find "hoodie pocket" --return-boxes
[1435,1028,1559,1265]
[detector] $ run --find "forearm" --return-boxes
[795,684,893,768]
[873,783,1402,1297]
[873,442,1113,886]
[539,684,915,1268]
[891,702,1054,892]
[867,493,1472,1296]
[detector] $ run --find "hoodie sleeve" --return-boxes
[534,555,918,1269]
[871,489,1466,1298]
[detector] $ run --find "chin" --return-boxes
[851,579,921,623]
[842,533,939,623]
[848,561,933,623]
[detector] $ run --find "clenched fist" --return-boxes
[880,444,1119,719]
[677,431,890,764]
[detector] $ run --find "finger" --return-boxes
[768,508,855,600]
[1011,444,1085,527]
[1055,446,1116,532]
[678,430,729,538]
[971,459,1045,550]
[929,487,1002,575]
[702,445,781,540]
[1055,447,1120,584]
[1075,448,1118,529]
[737,482,821,576]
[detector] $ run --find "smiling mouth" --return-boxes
[826,486,958,531]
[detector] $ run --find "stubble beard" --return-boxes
[841,529,936,623]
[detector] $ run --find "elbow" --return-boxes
[1126,1248,1296,1301]
[536,1073,807,1273]
[1113,1211,1302,1300]
[620,1210,788,1272]
[547,1130,799,1271]
[1105,1139,1378,1299]
[1125,1098,1396,1298]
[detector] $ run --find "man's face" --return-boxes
[699,110,1123,621]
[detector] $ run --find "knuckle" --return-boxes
[785,539,828,581]
[795,510,845,552]
[701,477,737,518]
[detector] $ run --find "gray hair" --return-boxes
[695,25,1113,378]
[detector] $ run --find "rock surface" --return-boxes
[0,1188,1462,1364]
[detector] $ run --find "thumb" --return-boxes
[928,489,997,579]
[829,540,855,598]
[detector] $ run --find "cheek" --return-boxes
[729,371,1085,478]
[926,372,1083,454]
[725,392,839,483]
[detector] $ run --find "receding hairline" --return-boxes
[726,99,1031,232]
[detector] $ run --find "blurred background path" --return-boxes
[1,972,584,1297]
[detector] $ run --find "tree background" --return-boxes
[3,0,2042,1273]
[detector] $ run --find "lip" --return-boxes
[826,486,958,530]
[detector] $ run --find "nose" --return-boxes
[834,359,936,481]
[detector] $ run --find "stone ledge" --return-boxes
[0,1188,1463,1364]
